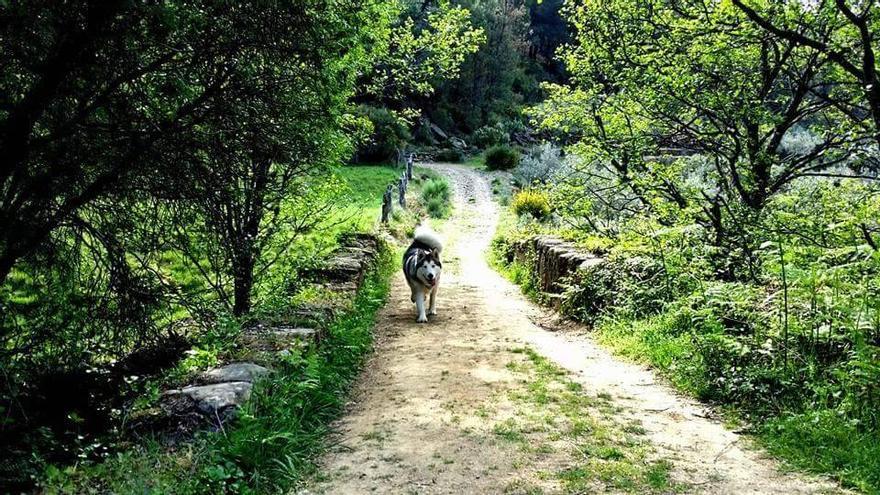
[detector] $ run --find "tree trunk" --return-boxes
[232,254,255,317]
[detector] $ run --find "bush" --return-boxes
[485,145,520,171]
[514,143,564,186]
[353,105,410,163]
[421,178,451,218]
[435,148,464,163]
[472,124,508,148]
[512,189,551,220]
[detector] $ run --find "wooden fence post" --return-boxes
[406,153,414,180]
[381,184,393,223]
[398,174,407,208]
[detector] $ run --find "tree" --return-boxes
[164,3,392,316]
[732,0,880,153]
[533,0,861,277]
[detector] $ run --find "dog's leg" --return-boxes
[415,288,427,323]
[428,284,438,315]
[406,279,416,302]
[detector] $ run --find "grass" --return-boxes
[502,348,680,493]
[333,164,401,230]
[499,347,679,494]
[462,152,486,170]
[592,312,880,493]
[420,177,451,219]
[41,247,396,494]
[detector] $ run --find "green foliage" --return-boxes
[512,189,551,220]
[363,3,485,103]
[420,178,452,219]
[425,0,569,134]
[353,105,412,163]
[484,145,520,171]
[42,248,395,494]
[472,124,509,148]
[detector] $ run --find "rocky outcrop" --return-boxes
[512,236,604,296]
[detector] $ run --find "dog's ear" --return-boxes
[431,248,442,264]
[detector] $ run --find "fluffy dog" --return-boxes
[403,225,443,322]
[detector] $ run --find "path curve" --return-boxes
[306,163,842,494]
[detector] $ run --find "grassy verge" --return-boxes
[42,248,396,494]
[593,313,880,494]
[491,230,880,493]
[498,347,677,494]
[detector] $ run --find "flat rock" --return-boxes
[241,326,319,352]
[162,381,253,417]
[200,362,270,384]
[181,382,252,414]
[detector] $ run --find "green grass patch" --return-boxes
[334,164,400,230]
[420,177,452,219]
[502,347,679,494]
[760,411,880,494]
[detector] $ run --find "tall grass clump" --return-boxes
[421,178,452,218]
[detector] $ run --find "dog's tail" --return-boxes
[414,224,443,254]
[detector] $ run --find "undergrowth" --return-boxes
[42,248,395,494]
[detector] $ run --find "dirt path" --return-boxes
[306,164,843,494]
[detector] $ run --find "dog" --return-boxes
[403,224,443,323]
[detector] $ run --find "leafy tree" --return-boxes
[533,0,868,277]
[732,0,880,156]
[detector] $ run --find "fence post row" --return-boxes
[382,156,414,223]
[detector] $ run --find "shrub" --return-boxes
[485,145,520,171]
[514,143,564,186]
[512,189,550,220]
[353,105,410,163]
[435,148,464,163]
[421,178,451,218]
[472,124,508,148]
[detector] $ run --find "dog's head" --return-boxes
[416,248,442,287]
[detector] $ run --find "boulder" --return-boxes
[161,381,253,419]
[449,136,467,150]
[200,362,270,384]
[429,122,449,140]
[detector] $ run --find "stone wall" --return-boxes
[511,236,604,296]
[132,233,382,442]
